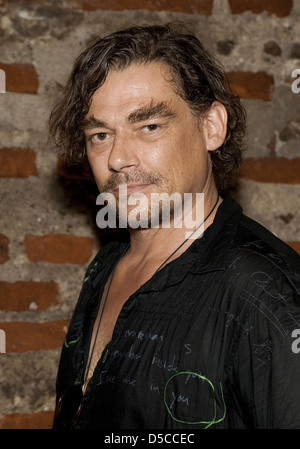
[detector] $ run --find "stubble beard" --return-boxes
[100,169,181,229]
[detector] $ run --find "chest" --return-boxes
[86,269,147,379]
[79,273,243,428]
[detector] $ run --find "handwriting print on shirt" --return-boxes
[64,313,84,348]
[124,328,164,346]
[163,371,226,428]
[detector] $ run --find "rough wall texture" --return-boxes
[0,0,299,429]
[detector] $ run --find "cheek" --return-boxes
[141,143,186,193]
[150,131,202,175]
[162,132,209,192]
[142,143,176,177]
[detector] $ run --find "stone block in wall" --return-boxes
[0,320,69,352]
[65,0,213,14]
[0,63,38,94]
[227,0,293,17]
[226,71,274,101]
[0,234,9,264]
[0,350,60,419]
[24,234,94,264]
[0,410,54,430]
[0,281,60,312]
[0,147,38,178]
[239,157,300,184]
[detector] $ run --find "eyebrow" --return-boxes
[81,116,107,130]
[82,101,176,131]
[127,101,177,124]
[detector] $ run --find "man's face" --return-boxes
[83,63,215,227]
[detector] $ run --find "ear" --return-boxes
[202,101,228,152]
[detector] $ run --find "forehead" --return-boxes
[87,62,181,117]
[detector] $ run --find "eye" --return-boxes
[144,124,159,132]
[92,132,108,142]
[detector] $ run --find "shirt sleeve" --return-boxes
[231,273,300,429]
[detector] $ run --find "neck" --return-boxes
[125,188,221,267]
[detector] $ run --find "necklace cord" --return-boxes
[155,193,220,273]
[83,193,220,390]
[82,244,129,390]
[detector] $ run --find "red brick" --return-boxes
[24,234,93,264]
[287,242,300,255]
[0,0,42,5]
[65,0,213,14]
[0,411,54,429]
[0,320,69,352]
[239,157,300,184]
[228,0,293,17]
[0,147,38,178]
[226,71,274,101]
[0,63,38,94]
[0,234,9,264]
[0,281,60,312]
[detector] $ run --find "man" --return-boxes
[49,24,300,429]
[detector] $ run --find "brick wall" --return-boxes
[0,0,299,429]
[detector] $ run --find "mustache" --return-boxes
[100,170,165,192]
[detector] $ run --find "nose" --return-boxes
[108,131,140,172]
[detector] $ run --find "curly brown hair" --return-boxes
[49,23,247,193]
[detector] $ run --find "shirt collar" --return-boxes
[92,195,243,292]
[138,195,242,292]
[189,194,243,273]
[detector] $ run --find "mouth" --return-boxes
[113,183,151,196]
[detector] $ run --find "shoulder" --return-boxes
[227,213,300,291]
[225,214,300,336]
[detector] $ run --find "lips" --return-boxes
[113,184,150,195]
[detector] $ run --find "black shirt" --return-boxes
[53,196,300,429]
